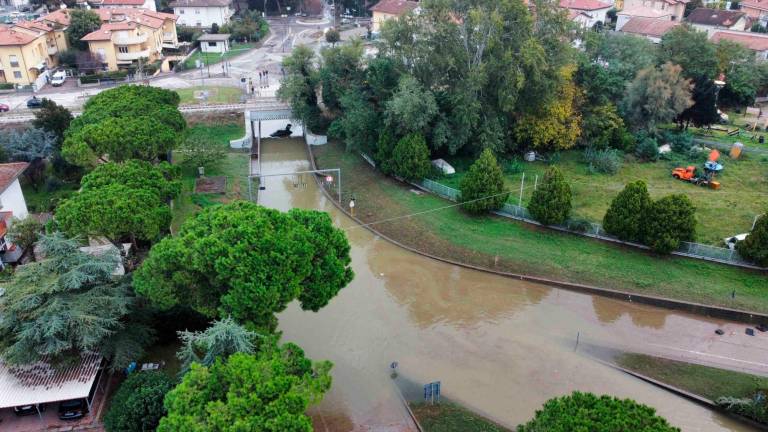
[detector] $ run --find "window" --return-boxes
[208,41,217,47]
[179,8,184,13]
[97,48,106,60]
[195,8,200,13]
[118,46,129,53]
[13,71,21,79]
[9,55,18,68]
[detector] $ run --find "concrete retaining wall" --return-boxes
[305,131,327,145]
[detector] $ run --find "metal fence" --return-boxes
[419,179,763,270]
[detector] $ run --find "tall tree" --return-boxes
[623,63,693,132]
[388,133,431,182]
[677,75,720,129]
[158,347,332,432]
[658,25,717,79]
[176,317,261,374]
[528,166,572,225]
[80,160,181,202]
[460,149,509,214]
[0,233,151,369]
[0,128,56,190]
[278,46,324,132]
[385,75,438,138]
[603,180,652,243]
[66,10,102,50]
[737,212,768,267]
[104,372,175,432]
[644,194,697,253]
[133,202,354,332]
[32,99,73,143]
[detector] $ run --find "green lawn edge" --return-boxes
[409,401,513,432]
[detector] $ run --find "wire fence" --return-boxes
[419,179,763,270]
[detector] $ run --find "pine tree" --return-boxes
[460,149,509,214]
[737,212,768,266]
[389,133,431,181]
[644,194,697,253]
[603,181,652,242]
[176,317,262,375]
[528,166,572,225]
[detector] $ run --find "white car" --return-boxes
[51,71,66,87]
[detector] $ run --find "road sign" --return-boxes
[424,381,441,404]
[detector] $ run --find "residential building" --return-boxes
[0,162,29,265]
[568,9,594,27]
[619,16,681,42]
[740,0,768,25]
[169,0,234,28]
[616,6,672,30]
[14,20,69,65]
[686,8,747,35]
[621,0,688,22]
[90,0,157,10]
[369,0,419,33]
[560,0,613,28]
[82,8,178,71]
[0,27,51,86]
[710,30,768,60]
[199,33,230,53]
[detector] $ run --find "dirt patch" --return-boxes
[183,111,243,126]
[194,176,227,193]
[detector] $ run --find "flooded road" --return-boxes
[259,138,762,431]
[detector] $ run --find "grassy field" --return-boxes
[171,122,248,232]
[617,353,768,401]
[21,181,79,213]
[410,402,512,432]
[183,42,256,69]
[315,142,768,312]
[435,150,768,246]
[176,86,244,105]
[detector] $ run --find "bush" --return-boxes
[501,157,523,175]
[584,147,623,174]
[459,149,509,214]
[6,217,43,253]
[716,395,768,424]
[603,180,652,243]
[644,194,697,253]
[519,392,680,431]
[389,133,431,181]
[103,371,175,432]
[737,212,768,266]
[635,134,660,161]
[528,166,572,225]
[374,130,397,175]
[663,130,693,154]
[79,75,99,84]
[0,83,14,90]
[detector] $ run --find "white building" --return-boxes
[90,0,156,11]
[619,16,681,42]
[559,0,613,28]
[198,32,230,52]
[0,162,29,221]
[169,0,233,28]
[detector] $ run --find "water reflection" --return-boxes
[591,296,670,329]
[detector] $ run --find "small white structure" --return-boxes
[559,0,613,28]
[170,0,234,28]
[198,33,230,53]
[431,159,455,175]
[0,162,29,222]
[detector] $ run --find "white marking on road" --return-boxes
[647,342,768,368]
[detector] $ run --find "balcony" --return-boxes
[116,49,150,61]
[112,33,149,45]
[163,32,175,42]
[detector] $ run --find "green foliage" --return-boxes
[459,149,509,214]
[178,134,226,170]
[66,10,102,50]
[677,75,720,129]
[32,99,73,143]
[583,147,622,175]
[662,130,693,154]
[325,27,340,44]
[278,46,325,132]
[635,134,660,161]
[318,40,366,114]
[331,86,381,153]
[389,133,431,181]
[80,160,181,201]
[528,166,572,225]
[659,25,717,79]
[177,317,261,374]
[133,202,353,332]
[56,183,171,245]
[518,391,680,431]
[219,10,268,41]
[580,103,626,149]
[716,396,768,425]
[158,347,332,432]
[0,233,149,369]
[176,25,202,43]
[644,194,697,253]
[623,63,693,132]
[603,180,652,242]
[374,130,397,175]
[737,212,768,266]
[104,371,175,432]
[6,217,43,254]
[385,75,438,138]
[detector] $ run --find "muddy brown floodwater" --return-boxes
[258,138,763,432]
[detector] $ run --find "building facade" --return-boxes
[90,0,157,10]
[559,0,612,27]
[169,0,233,28]
[0,28,51,86]
[369,0,419,32]
[686,8,747,36]
[621,0,688,21]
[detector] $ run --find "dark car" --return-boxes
[26,97,42,109]
[0,103,8,112]
[58,399,87,420]
[14,404,45,416]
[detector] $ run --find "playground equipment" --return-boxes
[671,149,723,189]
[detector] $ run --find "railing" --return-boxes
[116,49,150,61]
[419,179,764,270]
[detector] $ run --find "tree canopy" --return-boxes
[32,99,73,143]
[176,317,261,374]
[158,347,332,432]
[66,10,101,50]
[133,201,353,332]
[104,371,175,432]
[737,212,768,267]
[80,160,181,202]
[460,149,508,214]
[659,25,717,80]
[603,181,652,243]
[528,166,572,225]
[389,133,431,182]
[623,63,693,132]
[644,194,697,254]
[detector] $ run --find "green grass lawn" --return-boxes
[410,402,512,432]
[436,150,768,246]
[315,142,768,312]
[176,86,244,105]
[171,122,248,232]
[183,42,256,69]
[617,353,768,401]
[21,181,79,213]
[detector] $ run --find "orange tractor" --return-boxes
[671,150,722,189]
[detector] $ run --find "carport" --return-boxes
[0,353,104,425]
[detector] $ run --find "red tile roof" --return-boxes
[0,28,39,46]
[711,30,768,51]
[686,8,745,26]
[14,20,53,33]
[0,163,28,194]
[742,0,768,12]
[168,0,231,7]
[620,17,680,37]
[369,0,419,15]
[560,0,611,11]
[100,0,146,4]
[38,9,71,27]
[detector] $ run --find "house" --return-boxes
[169,0,234,28]
[0,28,50,86]
[686,8,747,35]
[198,33,230,53]
[15,20,69,63]
[90,0,157,11]
[81,8,179,71]
[560,0,613,28]
[369,0,419,33]
[740,0,768,25]
[616,5,672,30]
[619,16,681,42]
[568,9,595,28]
[621,0,688,22]
[0,162,29,264]
[710,30,768,60]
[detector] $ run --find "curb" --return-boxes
[305,143,768,326]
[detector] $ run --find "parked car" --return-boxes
[51,71,66,87]
[0,103,9,112]
[58,399,87,420]
[26,96,42,109]
[14,404,45,416]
